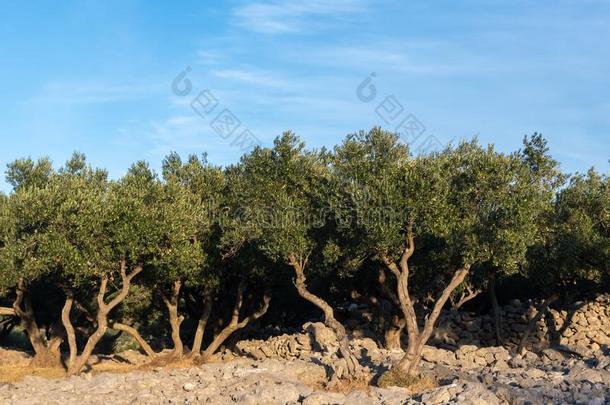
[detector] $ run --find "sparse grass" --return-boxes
[0,356,142,383]
[0,365,66,383]
[322,377,373,394]
[377,369,437,392]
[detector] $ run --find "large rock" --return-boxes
[304,322,339,354]
[421,346,456,366]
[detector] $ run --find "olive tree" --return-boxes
[0,193,16,330]
[459,133,563,344]
[329,128,547,381]
[61,161,163,375]
[221,132,362,378]
[109,154,269,362]
[0,154,110,368]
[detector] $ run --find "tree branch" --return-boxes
[0,307,15,316]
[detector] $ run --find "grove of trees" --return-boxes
[0,128,608,383]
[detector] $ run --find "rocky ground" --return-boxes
[1,322,609,404]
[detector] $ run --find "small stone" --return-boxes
[183,383,196,392]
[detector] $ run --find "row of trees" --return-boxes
[0,128,608,380]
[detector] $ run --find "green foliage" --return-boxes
[0,130,607,356]
[528,169,609,290]
[0,154,108,289]
[5,157,53,191]
[222,132,326,264]
[328,129,562,300]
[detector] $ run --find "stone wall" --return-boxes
[429,294,610,353]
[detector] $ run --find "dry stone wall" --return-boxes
[430,295,610,353]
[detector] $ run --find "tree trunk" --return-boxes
[0,307,15,316]
[384,316,405,350]
[200,278,270,362]
[381,222,471,377]
[12,278,46,355]
[11,278,64,368]
[377,268,407,350]
[517,293,559,355]
[288,253,362,379]
[190,297,213,356]
[162,280,184,357]
[61,293,77,369]
[110,322,157,358]
[488,273,503,345]
[393,266,471,375]
[451,285,481,311]
[67,261,142,375]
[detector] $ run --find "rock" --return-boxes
[492,359,509,370]
[420,387,452,404]
[352,337,379,359]
[302,391,346,404]
[458,345,478,354]
[304,322,338,354]
[568,365,609,384]
[182,382,196,391]
[526,368,547,379]
[542,348,565,362]
[508,356,527,369]
[422,346,455,365]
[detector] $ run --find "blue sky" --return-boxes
[0,0,608,191]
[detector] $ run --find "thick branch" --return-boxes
[230,277,247,326]
[378,269,400,308]
[396,265,471,375]
[399,220,415,272]
[419,266,471,344]
[289,253,337,330]
[191,297,213,355]
[451,285,481,311]
[162,279,184,356]
[381,254,419,344]
[0,307,15,316]
[67,261,142,375]
[104,262,143,313]
[111,322,157,358]
[61,293,77,368]
[13,278,46,354]
[200,288,270,361]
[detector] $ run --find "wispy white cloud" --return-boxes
[24,80,164,104]
[195,49,225,65]
[233,0,367,34]
[210,68,292,88]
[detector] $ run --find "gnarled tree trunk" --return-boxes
[382,222,471,377]
[61,292,77,369]
[162,279,184,357]
[65,261,142,375]
[190,297,213,356]
[384,316,406,350]
[378,268,406,350]
[12,278,63,368]
[0,307,15,316]
[288,253,363,380]
[110,321,157,358]
[450,285,481,311]
[199,278,270,362]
